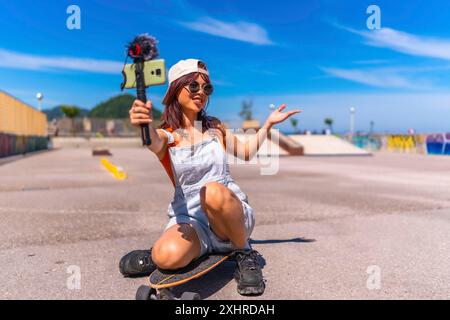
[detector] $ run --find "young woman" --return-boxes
[119,59,300,295]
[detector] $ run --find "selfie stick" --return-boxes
[126,34,159,146]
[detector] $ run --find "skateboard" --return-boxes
[135,251,235,300]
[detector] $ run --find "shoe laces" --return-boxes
[138,256,149,267]
[235,250,261,271]
[137,249,153,268]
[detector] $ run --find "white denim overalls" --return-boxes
[161,130,254,256]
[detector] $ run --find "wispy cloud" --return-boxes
[353,59,391,65]
[328,24,450,89]
[344,27,450,61]
[321,66,431,90]
[179,17,274,45]
[0,49,122,74]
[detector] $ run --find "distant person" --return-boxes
[46,135,53,150]
[120,59,299,295]
[51,119,59,137]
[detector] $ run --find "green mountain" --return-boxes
[88,94,162,119]
[44,105,89,120]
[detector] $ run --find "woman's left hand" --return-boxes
[266,104,301,126]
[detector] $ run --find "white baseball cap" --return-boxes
[168,58,209,85]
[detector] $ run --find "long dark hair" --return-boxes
[159,61,217,132]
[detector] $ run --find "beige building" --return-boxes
[0,90,48,158]
[0,90,47,136]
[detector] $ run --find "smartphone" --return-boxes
[121,59,166,89]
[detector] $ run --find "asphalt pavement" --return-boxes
[0,148,449,299]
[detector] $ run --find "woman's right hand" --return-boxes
[129,99,153,127]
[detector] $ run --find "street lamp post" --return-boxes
[349,107,356,136]
[36,92,43,111]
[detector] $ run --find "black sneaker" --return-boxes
[233,249,265,296]
[119,249,156,277]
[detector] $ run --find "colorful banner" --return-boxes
[386,135,416,152]
[351,135,382,151]
[426,133,450,155]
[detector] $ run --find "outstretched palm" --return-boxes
[267,104,301,126]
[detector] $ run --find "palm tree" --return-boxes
[61,105,81,136]
[239,99,253,121]
[290,118,299,133]
[324,117,334,133]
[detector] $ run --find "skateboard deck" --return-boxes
[149,252,234,289]
[136,252,235,300]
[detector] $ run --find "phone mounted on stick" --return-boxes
[121,34,166,146]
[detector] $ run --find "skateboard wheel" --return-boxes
[135,285,154,300]
[180,292,201,300]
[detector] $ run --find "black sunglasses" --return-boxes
[186,81,214,96]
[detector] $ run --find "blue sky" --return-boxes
[1,0,450,133]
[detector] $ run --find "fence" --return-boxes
[48,117,158,137]
[0,133,48,158]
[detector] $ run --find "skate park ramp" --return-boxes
[289,135,370,156]
[234,133,289,156]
